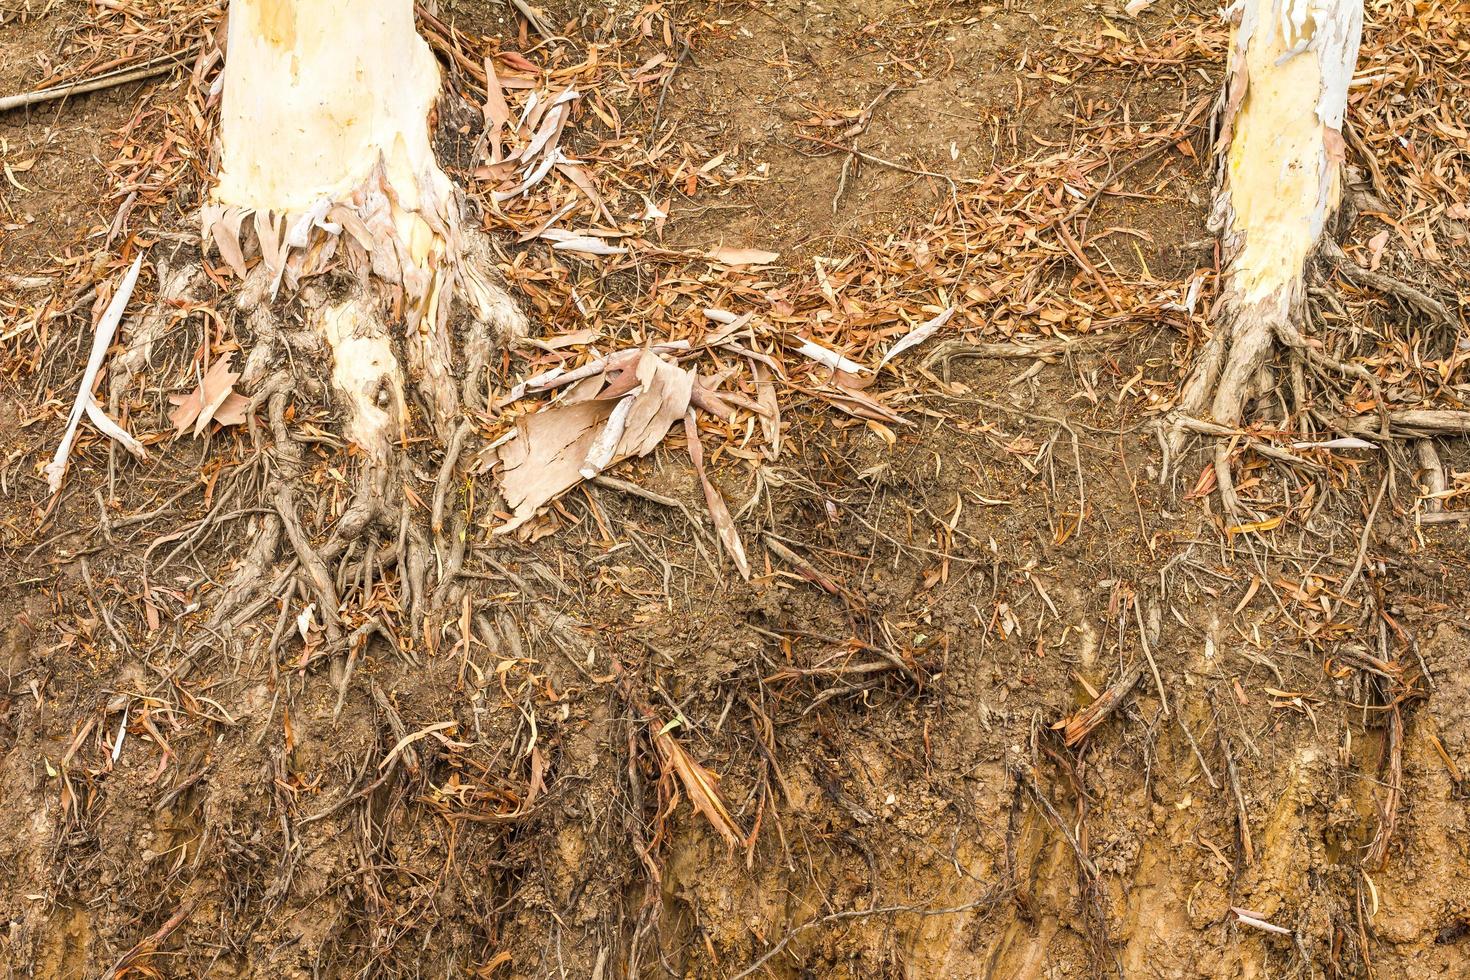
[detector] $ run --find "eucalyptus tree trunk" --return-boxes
[191,0,525,643]
[210,0,523,461]
[1174,0,1362,461]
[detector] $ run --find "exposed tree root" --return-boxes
[106,250,200,421]
[1321,238,1456,327]
[163,223,524,703]
[1166,297,1404,518]
[1174,297,1283,444]
[1169,296,1282,515]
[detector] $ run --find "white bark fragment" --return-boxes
[878,307,955,368]
[580,391,639,479]
[796,339,869,375]
[45,256,147,493]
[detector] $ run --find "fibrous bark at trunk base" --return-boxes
[187,0,525,670]
[1171,0,1362,501]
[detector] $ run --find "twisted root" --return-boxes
[181,250,523,715]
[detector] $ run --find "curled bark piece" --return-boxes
[494,353,697,532]
[580,392,637,479]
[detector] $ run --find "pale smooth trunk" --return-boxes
[211,0,509,459]
[1177,0,1362,435]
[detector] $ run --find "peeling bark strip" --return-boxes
[1177,0,1363,429]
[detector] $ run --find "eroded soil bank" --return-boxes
[3,0,1469,976]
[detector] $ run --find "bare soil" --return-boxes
[2,0,1469,978]
[1,3,136,276]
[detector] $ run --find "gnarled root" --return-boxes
[1166,273,1396,516]
[1174,296,1284,437]
[1166,291,1288,516]
[188,233,524,713]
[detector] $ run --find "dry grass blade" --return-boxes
[653,724,745,849]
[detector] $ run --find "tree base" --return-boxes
[1166,233,1408,517]
[156,222,524,714]
[1166,284,1290,516]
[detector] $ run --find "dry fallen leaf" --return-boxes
[877,307,955,368]
[818,382,912,426]
[482,56,512,165]
[1366,229,1390,271]
[704,246,780,266]
[169,352,248,436]
[751,359,782,460]
[522,327,598,351]
[684,410,750,579]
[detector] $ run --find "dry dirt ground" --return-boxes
[2,0,1469,978]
